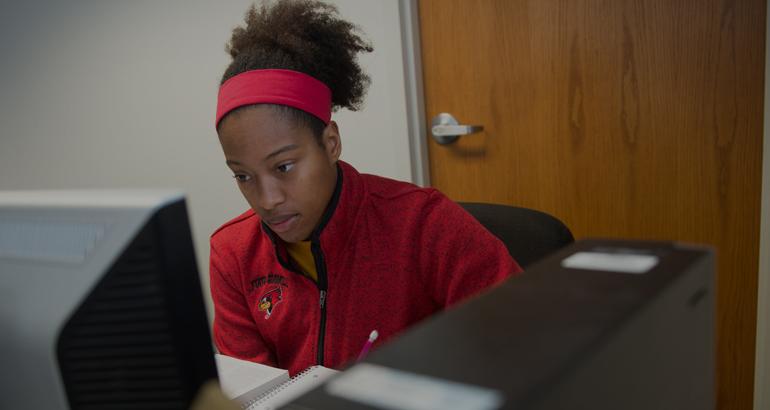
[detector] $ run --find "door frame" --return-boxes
[399,0,430,187]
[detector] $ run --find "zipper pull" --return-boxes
[319,289,327,309]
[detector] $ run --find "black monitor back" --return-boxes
[286,239,715,410]
[57,200,217,409]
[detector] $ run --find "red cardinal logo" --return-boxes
[257,287,283,319]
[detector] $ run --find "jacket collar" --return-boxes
[308,162,344,241]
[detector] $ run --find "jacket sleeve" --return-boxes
[420,191,523,307]
[210,242,277,367]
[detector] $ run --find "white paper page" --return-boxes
[215,354,290,406]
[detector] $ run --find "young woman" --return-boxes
[210,0,522,376]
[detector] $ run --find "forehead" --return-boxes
[217,105,313,158]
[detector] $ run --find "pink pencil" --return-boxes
[357,330,379,361]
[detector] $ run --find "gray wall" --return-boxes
[0,0,413,319]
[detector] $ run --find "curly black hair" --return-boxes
[220,0,373,135]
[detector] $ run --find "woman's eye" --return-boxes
[233,174,251,182]
[277,163,294,173]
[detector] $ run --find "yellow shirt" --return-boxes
[285,240,318,282]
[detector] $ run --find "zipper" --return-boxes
[262,165,341,366]
[312,240,328,366]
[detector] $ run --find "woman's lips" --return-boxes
[266,214,299,233]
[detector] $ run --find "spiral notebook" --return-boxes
[243,365,339,410]
[215,354,338,410]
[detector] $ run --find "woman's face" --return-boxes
[217,105,341,243]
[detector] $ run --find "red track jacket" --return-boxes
[210,161,521,375]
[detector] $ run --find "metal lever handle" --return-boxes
[432,124,483,137]
[431,113,484,145]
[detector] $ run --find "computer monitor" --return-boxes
[286,239,715,409]
[0,190,217,410]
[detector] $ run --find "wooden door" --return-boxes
[418,1,765,408]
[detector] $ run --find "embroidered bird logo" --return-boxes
[258,286,284,319]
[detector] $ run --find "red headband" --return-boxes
[215,69,332,128]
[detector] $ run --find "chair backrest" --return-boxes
[459,202,574,268]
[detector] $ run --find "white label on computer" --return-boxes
[561,251,659,274]
[325,363,503,410]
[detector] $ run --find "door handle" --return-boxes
[431,113,484,145]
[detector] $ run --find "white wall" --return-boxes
[0,0,413,319]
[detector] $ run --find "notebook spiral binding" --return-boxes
[241,365,321,410]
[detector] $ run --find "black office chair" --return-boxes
[459,202,574,268]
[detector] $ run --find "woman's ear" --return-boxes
[322,121,342,162]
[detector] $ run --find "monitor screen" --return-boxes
[0,190,217,409]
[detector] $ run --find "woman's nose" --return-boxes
[255,180,286,211]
